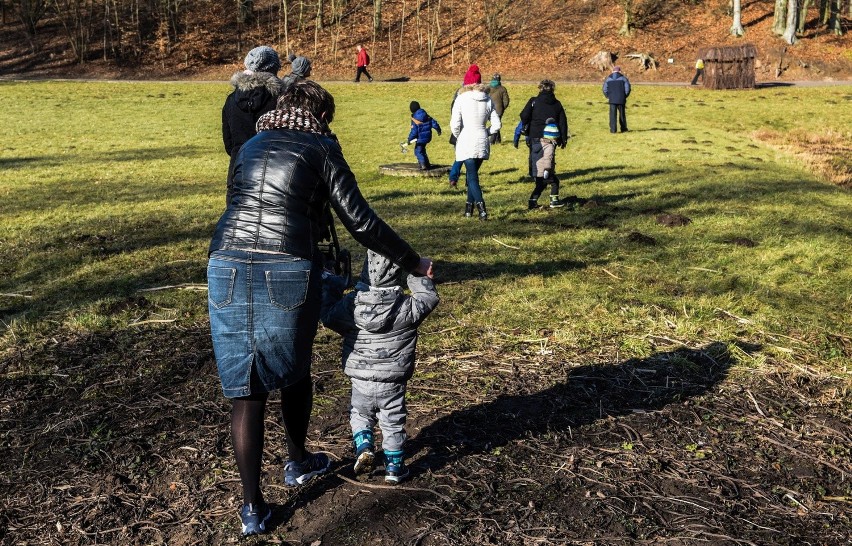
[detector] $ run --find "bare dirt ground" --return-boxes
[2,317,850,545]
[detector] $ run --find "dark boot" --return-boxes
[528,198,539,210]
[475,202,488,220]
[464,202,474,217]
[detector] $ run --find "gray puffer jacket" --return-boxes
[321,251,439,383]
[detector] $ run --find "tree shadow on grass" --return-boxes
[407,341,734,479]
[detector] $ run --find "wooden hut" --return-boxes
[696,44,757,90]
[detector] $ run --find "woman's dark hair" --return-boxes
[538,79,556,93]
[276,79,336,124]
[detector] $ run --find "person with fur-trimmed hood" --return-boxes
[451,83,501,220]
[406,101,442,170]
[321,250,439,485]
[221,46,283,205]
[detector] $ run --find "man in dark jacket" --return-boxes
[602,66,631,133]
[221,46,282,204]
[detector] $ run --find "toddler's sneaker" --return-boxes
[352,429,375,474]
[239,501,271,537]
[383,450,410,485]
[284,452,331,486]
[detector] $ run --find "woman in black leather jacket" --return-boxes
[207,79,432,537]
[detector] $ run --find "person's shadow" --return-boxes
[407,341,734,476]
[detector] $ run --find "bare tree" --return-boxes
[52,0,98,63]
[618,0,634,36]
[772,0,788,35]
[13,0,49,49]
[730,0,744,36]
[372,0,381,34]
[827,0,843,34]
[782,0,798,44]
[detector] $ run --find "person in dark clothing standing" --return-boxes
[602,66,631,133]
[221,46,282,205]
[519,79,570,209]
[355,44,373,82]
[487,73,510,144]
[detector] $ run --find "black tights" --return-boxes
[529,174,560,201]
[231,373,314,505]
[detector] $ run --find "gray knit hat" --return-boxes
[244,46,281,74]
[290,56,312,77]
[360,250,403,288]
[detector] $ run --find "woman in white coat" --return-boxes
[450,83,502,220]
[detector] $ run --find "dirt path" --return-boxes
[1,326,849,545]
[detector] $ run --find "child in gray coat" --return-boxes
[321,250,439,484]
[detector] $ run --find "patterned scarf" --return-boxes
[255,106,335,138]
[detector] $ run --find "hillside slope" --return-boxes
[0,0,850,81]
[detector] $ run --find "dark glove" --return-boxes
[513,139,519,149]
[559,140,567,149]
[449,134,457,146]
[488,133,497,144]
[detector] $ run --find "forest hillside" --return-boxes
[1,0,850,81]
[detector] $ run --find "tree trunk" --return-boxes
[315,0,322,30]
[773,0,788,35]
[797,0,811,34]
[782,0,798,44]
[827,0,843,34]
[618,0,633,36]
[730,0,744,36]
[237,0,253,25]
[372,0,381,34]
[818,0,830,24]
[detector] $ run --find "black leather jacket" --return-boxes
[209,129,421,272]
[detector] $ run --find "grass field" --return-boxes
[1,81,850,544]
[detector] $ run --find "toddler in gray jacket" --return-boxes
[321,250,439,484]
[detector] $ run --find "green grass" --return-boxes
[1,80,850,376]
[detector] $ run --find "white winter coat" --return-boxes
[450,85,502,161]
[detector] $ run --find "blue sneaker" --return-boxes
[383,450,410,485]
[284,452,331,486]
[352,430,375,474]
[239,502,271,537]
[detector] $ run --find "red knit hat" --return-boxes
[463,64,482,85]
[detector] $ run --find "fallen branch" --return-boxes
[137,283,207,293]
[491,235,520,250]
[336,473,452,503]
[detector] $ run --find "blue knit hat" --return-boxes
[244,46,281,74]
[543,117,560,140]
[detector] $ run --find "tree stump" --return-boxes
[589,51,617,71]
[378,164,451,178]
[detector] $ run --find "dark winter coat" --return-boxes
[519,91,569,146]
[602,73,631,105]
[221,71,282,157]
[209,129,421,273]
[320,252,439,383]
[407,109,442,145]
[488,84,510,117]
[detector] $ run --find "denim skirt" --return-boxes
[207,249,322,398]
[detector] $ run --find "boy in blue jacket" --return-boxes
[407,101,442,170]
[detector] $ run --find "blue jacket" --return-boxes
[407,109,441,144]
[512,120,525,147]
[603,73,631,105]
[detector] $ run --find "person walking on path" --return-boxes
[208,79,432,538]
[221,46,282,205]
[355,44,373,82]
[602,66,631,133]
[519,80,570,209]
[691,58,705,85]
[281,54,312,91]
[451,82,501,220]
[320,251,439,485]
[487,73,510,144]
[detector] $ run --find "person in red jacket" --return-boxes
[355,44,373,82]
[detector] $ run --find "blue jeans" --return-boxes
[413,143,429,167]
[448,160,463,182]
[208,249,322,398]
[464,158,484,203]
